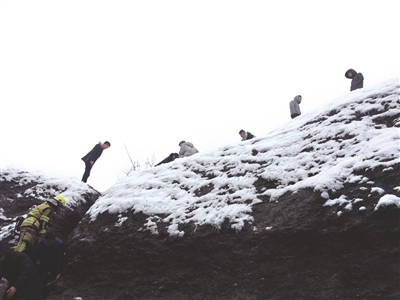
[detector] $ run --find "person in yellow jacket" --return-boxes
[14,194,66,256]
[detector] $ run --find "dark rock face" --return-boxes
[48,176,399,300]
[0,170,100,244]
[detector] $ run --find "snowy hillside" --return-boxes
[87,78,400,236]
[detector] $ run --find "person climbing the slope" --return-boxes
[81,141,111,183]
[345,68,364,91]
[14,195,66,258]
[289,95,302,119]
[178,141,199,158]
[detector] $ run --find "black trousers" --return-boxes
[81,161,93,183]
[291,113,300,119]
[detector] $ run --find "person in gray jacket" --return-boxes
[289,95,302,119]
[178,141,199,157]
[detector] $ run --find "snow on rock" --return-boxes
[375,194,400,210]
[0,168,96,208]
[0,168,101,242]
[85,78,400,236]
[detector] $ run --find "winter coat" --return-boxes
[82,143,104,164]
[289,95,301,117]
[241,132,255,141]
[155,153,179,167]
[32,238,65,276]
[345,68,364,91]
[0,241,43,300]
[179,142,199,158]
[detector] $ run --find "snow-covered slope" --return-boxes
[0,170,100,241]
[87,78,400,237]
[58,78,399,300]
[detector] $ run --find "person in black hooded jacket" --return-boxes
[0,241,43,299]
[345,68,364,91]
[81,141,111,183]
[155,153,179,167]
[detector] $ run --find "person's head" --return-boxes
[44,232,56,247]
[296,95,302,104]
[48,194,66,208]
[102,141,111,150]
[345,69,355,79]
[239,129,246,139]
[179,141,185,147]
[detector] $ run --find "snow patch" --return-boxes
[375,194,400,210]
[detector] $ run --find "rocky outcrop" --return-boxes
[0,170,101,244]
[48,79,399,299]
[49,172,399,300]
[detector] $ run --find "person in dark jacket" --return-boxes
[81,141,111,183]
[155,153,179,167]
[32,232,65,291]
[0,241,43,300]
[345,68,364,91]
[239,129,255,141]
[289,95,302,119]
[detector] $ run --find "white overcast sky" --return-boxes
[0,0,398,191]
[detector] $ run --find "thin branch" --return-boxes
[124,143,135,169]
